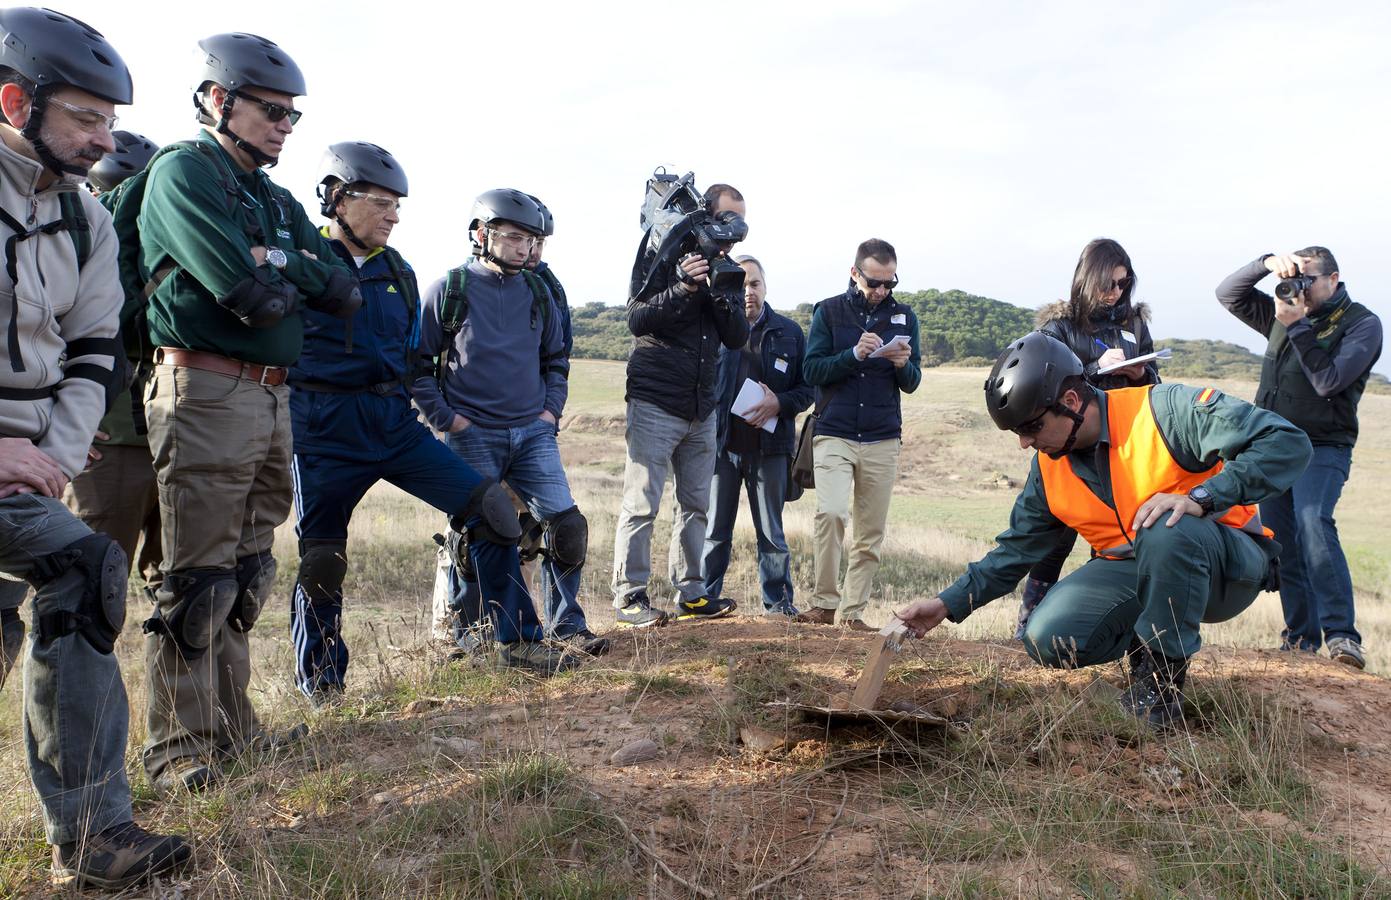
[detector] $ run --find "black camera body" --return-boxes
[633,167,749,303]
[1275,274,1315,302]
[688,208,749,298]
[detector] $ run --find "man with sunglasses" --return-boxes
[411,189,600,675]
[895,333,1311,728]
[798,238,920,631]
[0,7,194,888]
[135,33,360,796]
[1217,248,1383,669]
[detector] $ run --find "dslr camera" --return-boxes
[1275,274,1315,303]
[639,168,749,298]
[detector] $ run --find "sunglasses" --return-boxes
[239,92,303,125]
[1012,410,1049,436]
[856,269,899,290]
[1104,276,1133,293]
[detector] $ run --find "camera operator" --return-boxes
[1216,248,1383,668]
[611,183,750,626]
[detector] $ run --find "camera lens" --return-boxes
[1275,280,1298,300]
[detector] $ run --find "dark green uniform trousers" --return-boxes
[1022,513,1273,666]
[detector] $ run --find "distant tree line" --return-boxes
[568,292,1388,389]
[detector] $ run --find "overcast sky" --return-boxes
[59,0,1391,372]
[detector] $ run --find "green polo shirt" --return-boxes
[138,131,348,366]
[939,384,1312,622]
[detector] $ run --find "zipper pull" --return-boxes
[27,198,37,226]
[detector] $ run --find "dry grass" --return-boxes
[0,359,1388,897]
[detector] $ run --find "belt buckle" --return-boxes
[258,366,280,386]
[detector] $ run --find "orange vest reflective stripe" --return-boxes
[1038,386,1271,559]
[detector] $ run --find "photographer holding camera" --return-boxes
[1216,248,1383,668]
[611,183,750,627]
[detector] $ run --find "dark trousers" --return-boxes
[701,450,793,609]
[1261,444,1358,650]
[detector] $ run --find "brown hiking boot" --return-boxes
[152,762,219,797]
[52,820,192,890]
[793,607,835,626]
[843,618,876,633]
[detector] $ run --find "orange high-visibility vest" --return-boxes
[1038,386,1270,560]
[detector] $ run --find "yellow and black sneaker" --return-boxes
[616,592,669,628]
[675,595,737,621]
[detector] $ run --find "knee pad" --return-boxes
[433,530,476,582]
[28,533,128,655]
[143,568,237,660]
[229,552,277,633]
[547,506,589,570]
[452,480,522,546]
[297,541,347,603]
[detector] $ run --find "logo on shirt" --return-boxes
[387,285,398,293]
[276,229,292,241]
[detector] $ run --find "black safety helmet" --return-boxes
[86,129,157,192]
[192,33,305,167]
[983,332,1084,431]
[317,141,408,216]
[469,188,546,236]
[0,7,132,176]
[527,193,554,237]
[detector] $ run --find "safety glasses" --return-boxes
[1011,411,1049,436]
[238,92,303,125]
[343,190,401,212]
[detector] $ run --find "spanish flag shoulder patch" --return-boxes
[1195,387,1219,406]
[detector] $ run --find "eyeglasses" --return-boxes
[1104,276,1133,293]
[488,227,538,248]
[1011,411,1049,437]
[46,97,118,133]
[237,92,302,125]
[343,190,401,212]
[856,269,898,290]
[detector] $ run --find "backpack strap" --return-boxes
[57,190,90,270]
[522,269,567,382]
[435,265,469,385]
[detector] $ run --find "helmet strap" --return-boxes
[327,186,369,253]
[19,88,85,178]
[1047,389,1092,459]
[480,227,522,275]
[215,90,277,168]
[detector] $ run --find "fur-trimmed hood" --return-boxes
[1035,297,1151,331]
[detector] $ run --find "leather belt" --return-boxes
[155,347,289,387]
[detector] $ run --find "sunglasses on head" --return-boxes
[238,92,303,125]
[856,269,898,290]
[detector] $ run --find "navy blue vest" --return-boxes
[814,291,913,443]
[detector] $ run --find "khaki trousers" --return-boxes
[63,443,163,588]
[810,435,900,623]
[140,364,292,777]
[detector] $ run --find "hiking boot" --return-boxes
[675,595,737,621]
[450,628,496,665]
[616,593,669,628]
[499,640,581,677]
[52,820,192,890]
[793,606,835,626]
[248,722,310,753]
[843,618,876,633]
[1015,577,1053,640]
[1119,645,1189,729]
[764,601,799,618]
[556,629,612,657]
[1327,636,1366,670]
[309,684,346,710]
[152,762,219,797]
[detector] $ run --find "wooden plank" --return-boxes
[849,620,909,711]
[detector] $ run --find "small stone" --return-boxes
[404,698,442,716]
[610,738,661,766]
[739,725,786,753]
[371,791,394,805]
[486,708,528,725]
[364,753,390,769]
[432,736,483,759]
[429,714,473,728]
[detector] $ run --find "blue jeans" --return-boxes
[445,417,588,637]
[1260,443,1358,650]
[0,495,133,845]
[702,450,793,610]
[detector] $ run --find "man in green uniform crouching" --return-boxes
[896,332,1312,727]
[132,33,359,794]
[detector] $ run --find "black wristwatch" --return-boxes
[1187,485,1215,515]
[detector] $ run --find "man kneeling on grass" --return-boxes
[896,333,1312,728]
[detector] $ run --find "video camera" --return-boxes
[638,168,748,299]
[1275,274,1315,303]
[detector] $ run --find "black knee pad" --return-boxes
[28,533,128,655]
[230,551,277,633]
[452,480,522,546]
[548,506,588,569]
[143,568,237,660]
[297,540,348,603]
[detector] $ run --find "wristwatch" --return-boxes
[1187,484,1215,515]
[265,247,288,270]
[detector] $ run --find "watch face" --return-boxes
[267,248,287,268]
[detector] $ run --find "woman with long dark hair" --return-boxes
[1015,238,1160,638]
